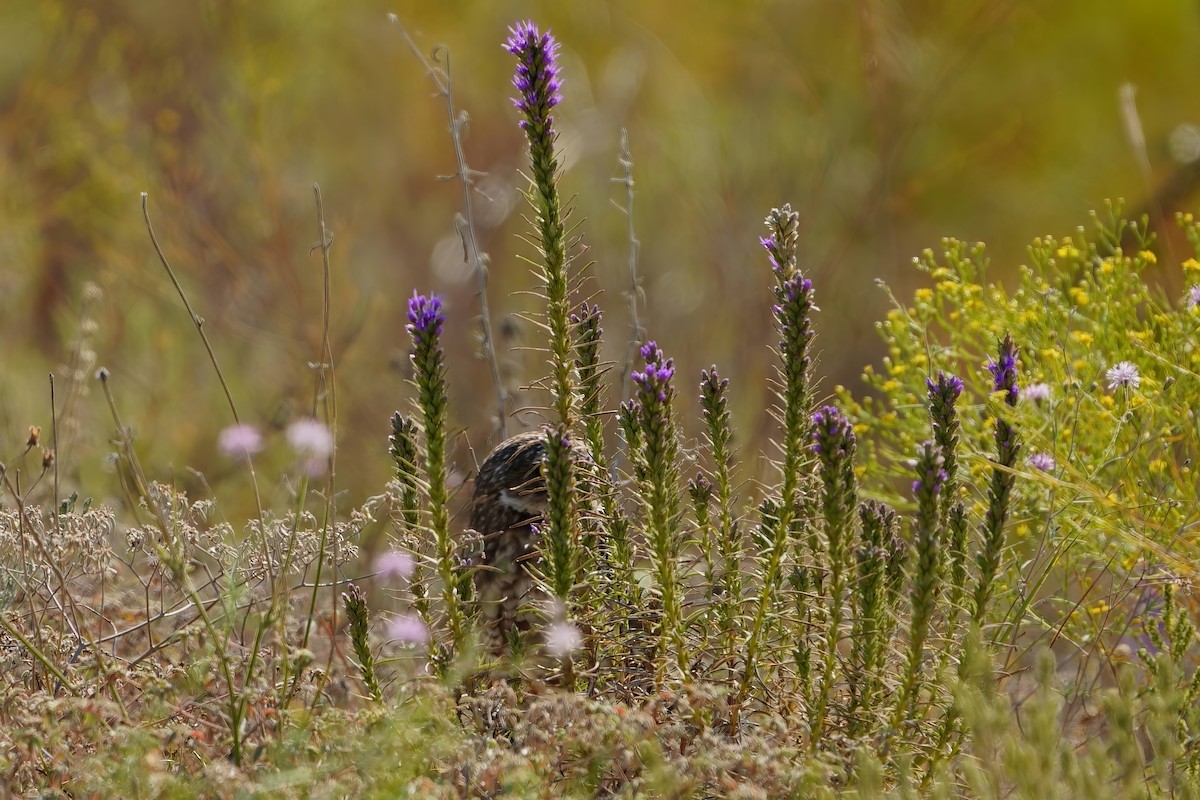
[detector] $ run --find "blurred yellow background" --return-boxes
[2,1,1198,516]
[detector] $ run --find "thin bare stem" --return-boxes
[97,368,246,765]
[0,614,79,697]
[50,374,59,529]
[141,192,272,597]
[612,129,642,408]
[300,183,339,668]
[391,14,509,439]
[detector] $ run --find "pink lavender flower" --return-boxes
[545,620,583,657]
[1024,382,1052,403]
[287,418,333,459]
[1027,453,1055,472]
[1105,361,1141,391]
[386,614,429,645]
[218,424,264,458]
[1186,285,1200,309]
[374,549,415,581]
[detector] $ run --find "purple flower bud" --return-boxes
[811,405,855,458]
[986,334,1020,407]
[925,371,964,403]
[406,292,445,338]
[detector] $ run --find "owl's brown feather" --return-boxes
[470,430,590,656]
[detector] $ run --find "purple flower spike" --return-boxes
[406,292,445,338]
[925,371,964,404]
[504,21,562,134]
[630,340,677,413]
[986,333,1020,407]
[811,405,855,458]
[911,441,948,497]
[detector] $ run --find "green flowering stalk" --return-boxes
[926,373,966,641]
[973,333,1022,625]
[342,584,382,702]
[389,412,430,623]
[764,204,815,537]
[690,474,715,592]
[388,412,421,534]
[883,513,909,640]
[944,501,969,632]
[406,292,465,662]
[505,21,574,428]
[700,366,742,667]
[736,205,817,719]
[630,341,686,685]
[926,371,964,521]
[572,302,631,585]
[810,404,858,739]
[573,302,605,455]
[541,424,578,605]
[894,441,947,728]
[617,398,642,469]
[541,423,581,683]
[850,500,899,729]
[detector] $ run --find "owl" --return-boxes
[470,430,590,657]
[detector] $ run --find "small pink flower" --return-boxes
[1105,361,1141,391]
[375,549,415,581]
[1027,453,1055,472]
[1024,383,1052,403]
[387,614,429,645]
[286,418,334,459]
[545,621,583,657]
[1186,285,1200,310]
[218,424,264,458]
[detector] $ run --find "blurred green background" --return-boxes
[3,1,1199,516]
